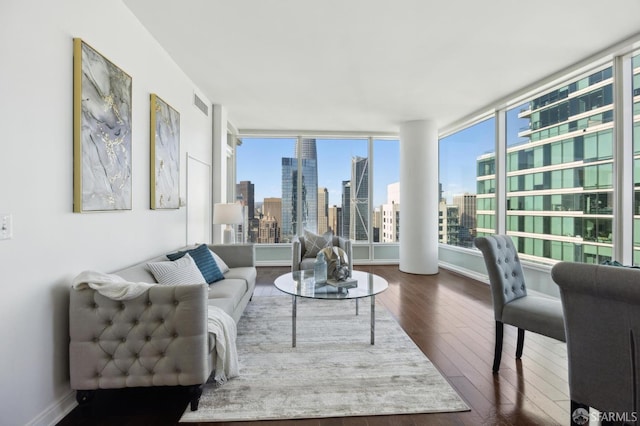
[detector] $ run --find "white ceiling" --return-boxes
[123,0,640,133]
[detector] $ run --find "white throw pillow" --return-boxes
[209,249,230,274]
[148,253,207,285]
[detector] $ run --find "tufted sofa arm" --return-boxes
[69,283,211,409]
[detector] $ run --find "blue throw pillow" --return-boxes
[167,244,224,284]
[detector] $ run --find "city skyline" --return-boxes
[236,138,399,209]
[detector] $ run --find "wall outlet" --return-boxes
[1,214,13,240]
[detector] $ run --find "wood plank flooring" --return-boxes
[58,265,569,426]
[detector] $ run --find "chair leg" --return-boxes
[516,328,525,359]
[570,400,589,426]
[493,321,504,373]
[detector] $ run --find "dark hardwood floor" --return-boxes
[58,265,569,426]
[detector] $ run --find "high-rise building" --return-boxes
[453,193,476,247]
[263,197,282,242]
[236,180,256,242]
[350,156,369,241]
[328,205,341,236]
[439,201,459,245]
[236,181,255,219]
[341,180,351,238]
[372,207,381,242]
[258,215,279,243]
[477,66,617,264]
[382,182,400,243]
[317,187,328,234]
[281,139,318,241]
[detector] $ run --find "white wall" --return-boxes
[0,1,213,424]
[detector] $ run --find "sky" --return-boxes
[439,103,529,203]
[236,107,528,209]
[236,138,400,208]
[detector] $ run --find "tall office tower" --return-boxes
[477,66,618,264]
[382,182,400,243]
[281,139,318,241]
[350,156,369,241]
[317,187,329,234]
[263,197,282,243]
[236,181,256,242]
[236,181,255,219]
[453,193,476,248]
[341,180,351,238]
[328,205,341,235]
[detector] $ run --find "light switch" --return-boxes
[1,214,13,240]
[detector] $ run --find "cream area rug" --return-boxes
[180,295,469,422]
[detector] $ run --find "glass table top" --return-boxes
[274,269,388,300]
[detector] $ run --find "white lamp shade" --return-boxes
[213,203,243,225]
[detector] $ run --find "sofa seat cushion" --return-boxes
[223,267,256,287]
[208,279,248,306]
[207,298,235,318]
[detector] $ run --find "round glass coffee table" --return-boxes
[274,269,388,347]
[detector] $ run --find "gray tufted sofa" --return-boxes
[475,235,565,372]
[69,244,256,411]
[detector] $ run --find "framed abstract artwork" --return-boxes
[73,38,132,212]
[150,94,180,209]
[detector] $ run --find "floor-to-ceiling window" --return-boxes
[235,137,296,243]
[315,138,369,241]
[373,139,400,243]
[506,65,614,264]
[439,61,628,265]
[236,136,400,255]
[439,117,496,247]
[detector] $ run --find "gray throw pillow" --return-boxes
[303,230,333,258]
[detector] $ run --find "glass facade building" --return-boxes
[281,139,318,242]
[478,66,617,264]
[350,156,369,241]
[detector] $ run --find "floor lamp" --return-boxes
[213,203,243,244]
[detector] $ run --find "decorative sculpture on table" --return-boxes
[320,247,350,281]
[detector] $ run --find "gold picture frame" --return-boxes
[73,38,132,212]
[150,94,180,209]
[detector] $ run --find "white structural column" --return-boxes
[212,104,229,244]
[400,120,439,275]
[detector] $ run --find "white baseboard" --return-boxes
[26,389,76,426]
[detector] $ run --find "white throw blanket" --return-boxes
[208,306,239,384]
[71,270,155,300]
[71,270,239,384]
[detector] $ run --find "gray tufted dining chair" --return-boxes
[475,235,565,372]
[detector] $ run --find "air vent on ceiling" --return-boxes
[193,93,209,116]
